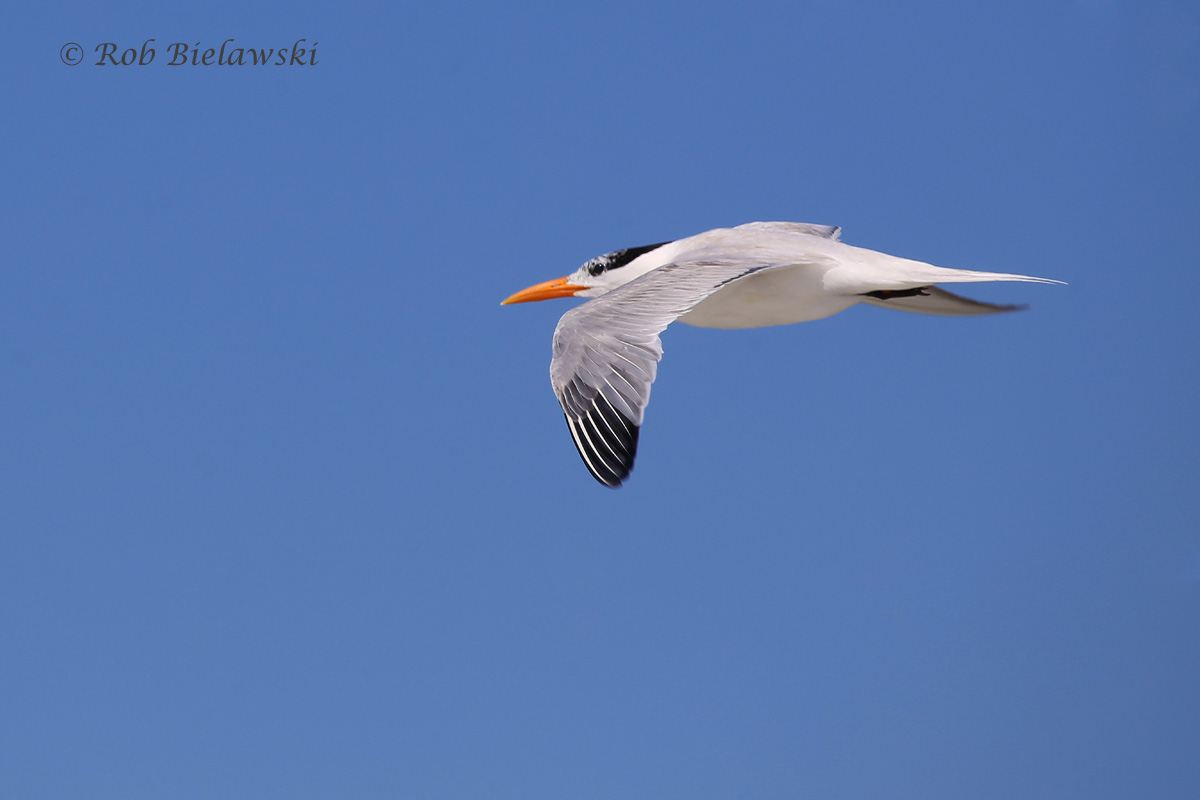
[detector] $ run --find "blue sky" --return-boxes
[3,1,1198,797]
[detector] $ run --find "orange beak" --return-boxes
[501,276,587,305]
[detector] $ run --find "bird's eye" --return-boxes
[583,242,671,277]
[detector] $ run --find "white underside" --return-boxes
[678,266,858,329]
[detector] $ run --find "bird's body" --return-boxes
[503,222,1061,487]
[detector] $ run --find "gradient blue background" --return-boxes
[4,2,1198,797]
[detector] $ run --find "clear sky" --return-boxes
[3,2,1198,798]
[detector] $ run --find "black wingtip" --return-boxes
[562,394,641,488]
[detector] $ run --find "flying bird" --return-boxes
[502,221,1060,488]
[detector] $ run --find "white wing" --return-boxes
[550,259,785,487]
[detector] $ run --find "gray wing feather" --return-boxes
[733,221,842,240]
[550,260,777,487]
[859,286,1025,316]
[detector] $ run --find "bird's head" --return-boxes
[501,241,672,305]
